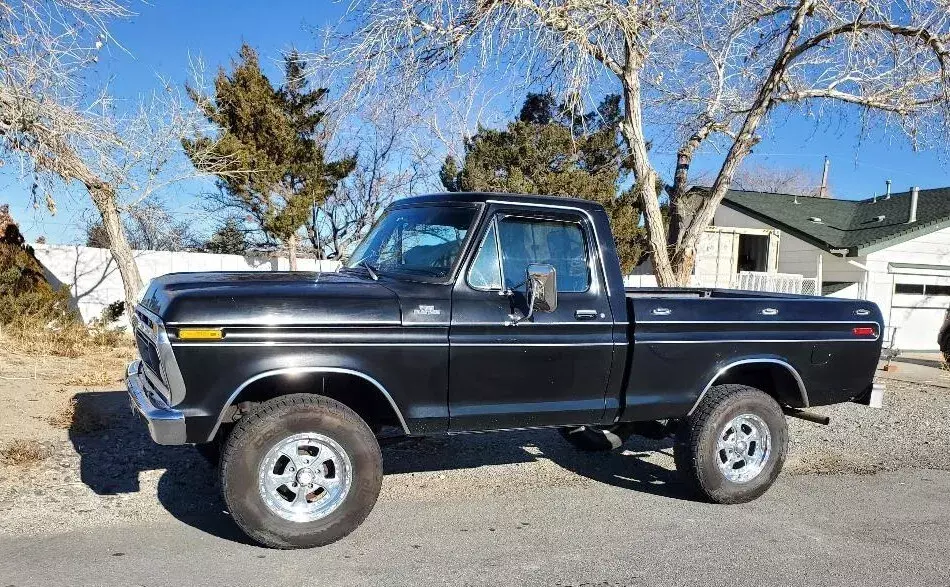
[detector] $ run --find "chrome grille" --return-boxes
[133,304,186,407]
[135,329,164,383]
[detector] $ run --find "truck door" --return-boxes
[448,205,614,431]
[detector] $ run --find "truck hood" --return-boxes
[138,271,400,326]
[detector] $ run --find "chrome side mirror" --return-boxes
[527,263,557,313]
[508,263,557,325]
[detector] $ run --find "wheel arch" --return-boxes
[207,367,410,442]
[687,358,808,416]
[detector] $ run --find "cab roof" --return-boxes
[392,192,605,212]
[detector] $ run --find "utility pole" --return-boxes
[818,156,830,198]
[312,195,320,260]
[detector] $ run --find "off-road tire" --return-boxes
[559,423,636,452]
[674,384,788,504]
[220,394,383,549]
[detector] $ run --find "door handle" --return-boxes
[761,308,779,316]
[575,309,598,320]
[651,307,671,316]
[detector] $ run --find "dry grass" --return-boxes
[62,370,120,387]
[1,344,135,403]
[44,396,76,429]
[1,319,130,359]
[0,439,50,467]
[0,256,133,359]
[0,285,132,360]
[44,396,114,434]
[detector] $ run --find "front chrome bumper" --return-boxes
[126,360,187,445]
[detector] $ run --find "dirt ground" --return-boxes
[1,336,949,538]
[0,340,134,447]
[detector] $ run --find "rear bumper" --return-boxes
[126,360,187,445]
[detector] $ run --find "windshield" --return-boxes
[345,205,478,279]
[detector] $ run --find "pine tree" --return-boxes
[184,45,354,269]
[204,217,248,255]
[440,94,647,272]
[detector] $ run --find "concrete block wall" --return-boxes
[32,244,340,324]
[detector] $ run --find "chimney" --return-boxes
[908,186,919,224]
[885,180,892,199]
[818,156,830,198]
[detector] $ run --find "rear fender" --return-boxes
[688,358,808,415]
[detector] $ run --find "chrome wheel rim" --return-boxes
[258,432,352,523]
[715,414,771,483]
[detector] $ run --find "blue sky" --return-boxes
[4,0,340,244]
[3,1,948,244]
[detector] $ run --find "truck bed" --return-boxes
[619,288,884,422]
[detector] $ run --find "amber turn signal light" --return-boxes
[177,328,223,340]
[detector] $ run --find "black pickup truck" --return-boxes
[127,192,885,548]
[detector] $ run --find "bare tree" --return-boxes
[731,164,825,197]
[318,0,950,285]
[1,2,231,313]
[0,0,144,311]
[307,112,428,258]
[85,201,199,251]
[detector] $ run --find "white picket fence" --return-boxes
[737,271,819,295]
[625,270,819,295]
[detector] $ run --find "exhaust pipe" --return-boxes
[783,407,830,425]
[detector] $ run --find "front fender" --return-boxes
[171,339,448,443]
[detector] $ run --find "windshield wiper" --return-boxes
[357,260,379,281]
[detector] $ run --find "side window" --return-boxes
[497,217,590,293]
[468,220,503,290]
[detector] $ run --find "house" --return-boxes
[711,186,950,351]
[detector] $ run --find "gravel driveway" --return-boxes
[4,469,949,587]
[1,378,948,539]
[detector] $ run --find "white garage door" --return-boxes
[888,275,950,351]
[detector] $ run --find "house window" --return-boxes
[894,283,950,296]
[737,234,769,272]
[927,285,950,296]
[895,283,925,295]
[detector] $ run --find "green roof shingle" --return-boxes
[712,186,950,255]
